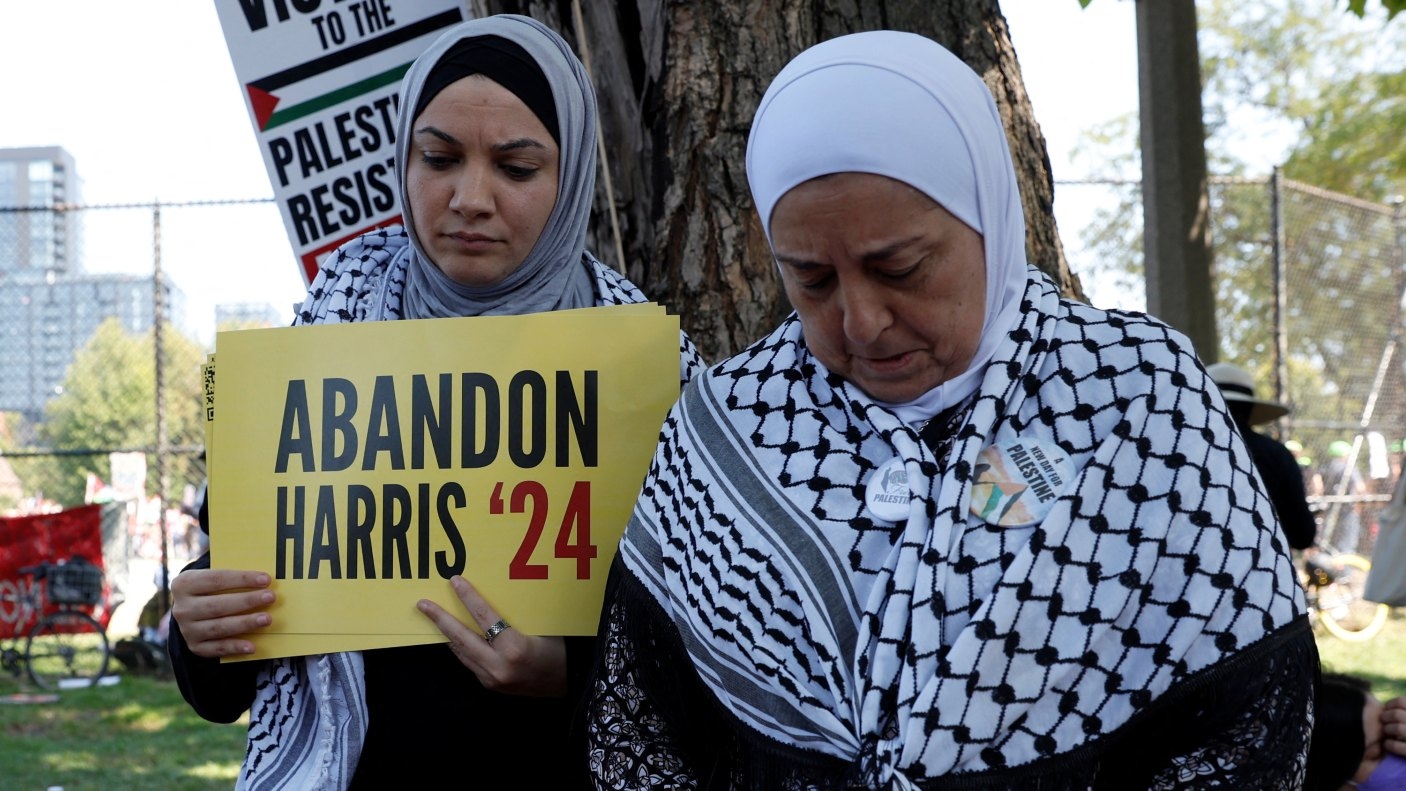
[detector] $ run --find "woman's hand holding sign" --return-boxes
[170,568,274,658]
[417,575,567,697]
[168,15,704,785]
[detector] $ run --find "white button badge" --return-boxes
[969,437,1075,527]
[865,456,912,522]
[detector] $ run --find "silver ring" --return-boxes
[484,619,511,646]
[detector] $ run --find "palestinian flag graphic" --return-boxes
[246,8,464,131]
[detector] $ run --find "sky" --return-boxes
[0,1,1142,344]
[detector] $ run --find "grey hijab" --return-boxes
[394,14,596,319]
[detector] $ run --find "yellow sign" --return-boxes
[208,305,680,660]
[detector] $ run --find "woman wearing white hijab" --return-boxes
[586,30,1315,789]
[167,15,702,790]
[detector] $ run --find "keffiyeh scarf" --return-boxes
[238,226,702,790]
[617,267,1308,787]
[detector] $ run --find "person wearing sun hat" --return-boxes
[1208,362,1316,549]
[1207,362,1289,425]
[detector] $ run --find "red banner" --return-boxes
[0,505,111,638]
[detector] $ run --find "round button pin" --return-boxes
[969,437,1075,527]
[865,456,912,522]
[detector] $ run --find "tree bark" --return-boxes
[478,0,1083,363]
[1136,0,1219,362]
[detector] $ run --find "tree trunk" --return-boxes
[477,0,1083,363]
[1136,0,1219,362]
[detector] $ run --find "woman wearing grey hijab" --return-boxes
[167,15,703,789]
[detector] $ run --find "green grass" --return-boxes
[1314,606,1406,701]
[0,611,1401,789]
[0,668,245,791]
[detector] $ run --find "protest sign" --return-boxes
[208,305,679,660]
[213,0,472,284]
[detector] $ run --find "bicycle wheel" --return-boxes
[1316,553,1391,642]
[25,611,111,690]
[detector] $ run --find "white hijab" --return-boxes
[745,30,1028,421]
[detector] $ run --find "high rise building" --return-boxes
[0,146,83,277]
[215,301,286,330]
[0,274,187,422]
[0,146,187,423]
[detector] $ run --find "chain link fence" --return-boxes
[1063,173,1406,556]
[3,176,1404,573]
[1,198,304,596]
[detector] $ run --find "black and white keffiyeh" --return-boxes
[610,268,1310,787]
[236,653,366,790]
[294,225,683,330]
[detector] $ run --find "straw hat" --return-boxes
[1206,362,1289,426]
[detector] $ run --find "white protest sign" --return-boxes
[213,0,472,285]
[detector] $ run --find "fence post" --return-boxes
[152,202,171,616]
[1271,167,1287,410]
[1396,195,1405,324]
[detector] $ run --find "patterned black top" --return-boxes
[588,269,1317,789]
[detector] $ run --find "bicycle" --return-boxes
[1299,545,1391,642]
[0,557,112,690]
